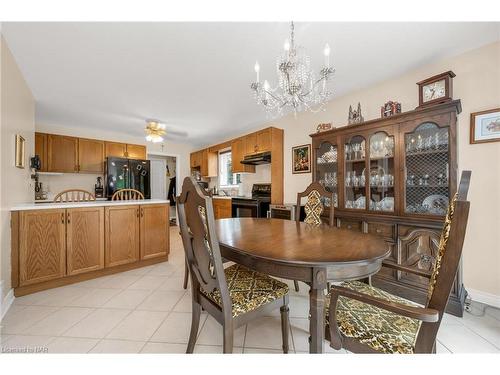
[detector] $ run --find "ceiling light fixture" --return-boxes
[250,21,335,117]
[145,120,166,143]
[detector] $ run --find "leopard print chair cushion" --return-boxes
[326,281,421,354]
[304,190,323,226]
[200,264,289,317]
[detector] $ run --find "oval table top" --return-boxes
[215,218,390,267]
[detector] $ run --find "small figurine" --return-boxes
[348,102,364,125]
[316,123,333,133]
[381,101,402,118]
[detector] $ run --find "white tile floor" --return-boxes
[1,225,500,354]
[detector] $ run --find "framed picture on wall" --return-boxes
[15,134,26,168]
[292,144,311,174]
[470,108,500,144]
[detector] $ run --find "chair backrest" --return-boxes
[111,188,144,201]
[54,189,96,202]
[415,170,471,351]
[176,177,231,315]
[296,181,335,227]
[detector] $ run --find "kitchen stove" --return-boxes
[231,184,271,218]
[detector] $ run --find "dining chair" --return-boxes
[111,188,144,200]
[326,170,471,354]
[177,177,290,353]
[293,181,335,292]
[53,189,96,202]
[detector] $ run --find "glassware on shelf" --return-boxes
[404,122,450,215]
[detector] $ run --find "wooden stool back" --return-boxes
[111,189,144,201]
[53,189,96,202]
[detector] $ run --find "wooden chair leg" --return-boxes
[280,300,290,354]
[222,322,234,354]
[183,259,189,290]
[294,280,300,292]
[186,301,201,353]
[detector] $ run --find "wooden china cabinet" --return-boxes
[310,100,466,316]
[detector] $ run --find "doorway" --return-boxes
[148,153,178,224]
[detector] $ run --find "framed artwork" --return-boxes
[15,134,26,168]
[292,144,311,174]
[470,108,500,144]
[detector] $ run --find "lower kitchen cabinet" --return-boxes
[66,207,105,275]
[105,205,140,267]
[213,198,232,219]
[18,209,66,286]
[140,204,169,260]
[11,202,169,296]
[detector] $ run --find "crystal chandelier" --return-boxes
[144,120,166,143]
[250,22,335,117]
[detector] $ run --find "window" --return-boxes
[219,151,240,187]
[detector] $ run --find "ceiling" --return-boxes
[2,22,499,145]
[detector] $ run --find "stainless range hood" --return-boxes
[240,151,271,165]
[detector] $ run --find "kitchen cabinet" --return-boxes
[78,138,105,173]
[244,129,272,155]
[231,137,255,173]
[126,144,147,160]
[66,207,105,275]
[190,148,217,177]
[18,209,66,286]
[105,205,140,267]
[105,141,127,158]
[245,133,257,155]
[140,204,169,260]
[47,134,79,173]
[256,129,272,153]
[213,198,232,219]
[34,132,48,172]
[11,202,170,296]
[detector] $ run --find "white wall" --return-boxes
[36,123,194,198]
[0,35,36,304]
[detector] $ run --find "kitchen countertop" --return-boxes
[11,199,170,211]
[212,196,232,200]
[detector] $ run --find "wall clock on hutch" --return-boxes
[417,71,455,108]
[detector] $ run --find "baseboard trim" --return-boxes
[467,288,500,309]
[1,287,15,320]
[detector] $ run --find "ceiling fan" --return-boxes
[144,119,188,143]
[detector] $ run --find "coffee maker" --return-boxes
[95,177,104,198]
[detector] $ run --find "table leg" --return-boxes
[309,285,325,353]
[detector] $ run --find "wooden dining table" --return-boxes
[215,217,390,354]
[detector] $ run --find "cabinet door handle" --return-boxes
[136,208,140,218]
[67,212,71,224]
[61,212,64,224]
[141,208,144,217]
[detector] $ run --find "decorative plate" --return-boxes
[422,194,448,215]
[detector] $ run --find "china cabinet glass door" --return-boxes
[404,122,450,216]
[315,141,338,208]
[344,135,367,210]
[368,132,395,212]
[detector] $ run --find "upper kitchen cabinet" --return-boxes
[105,141,127,158]
[231,137,255,173]
[245,128,272,155]
[34,132,48,172]
[126,144,147,160]
[104,142,146,160]
[190,148,217,177]
[47,134,79,173]
[78,138,105,173]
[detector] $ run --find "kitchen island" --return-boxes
[11,199,170,296]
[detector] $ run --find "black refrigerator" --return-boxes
[105,157,151,199]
